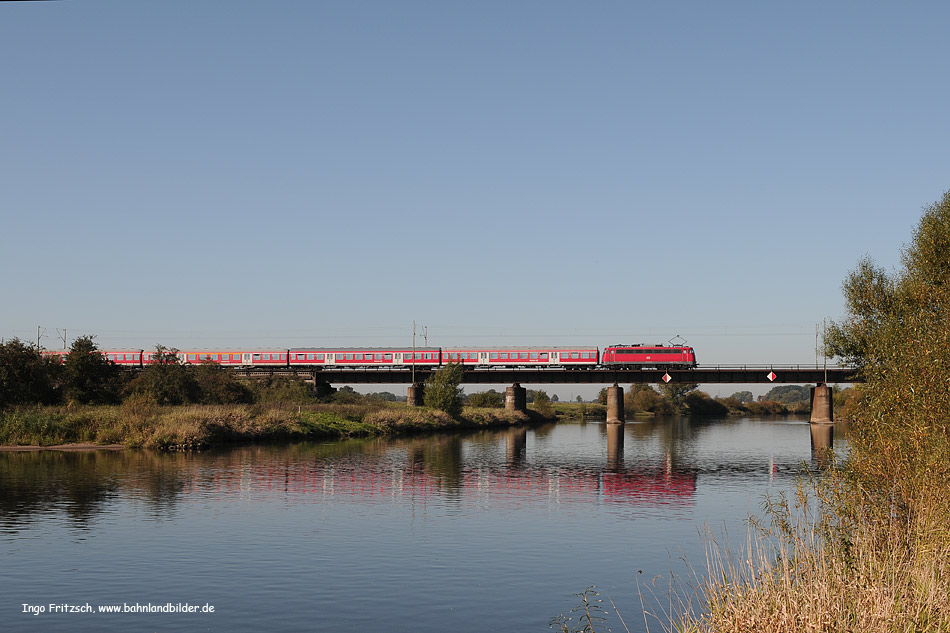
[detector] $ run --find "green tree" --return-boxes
[628,384,660,413]
[763,385,811,404]
[251,375,316,404]
[466,389,503,408]
[825,189,950,536]
[126,345,200,405]
[331,385,363,404]
[656,382,698,413]
[0,339,58,408]
[364,391,401,402]
[532,389,553,417]
[423,361,464,416]
[193,361,254,404]
[62,335,123,404]
[729,390,754,403]
[597,388,608,405]
[684,390,729,416]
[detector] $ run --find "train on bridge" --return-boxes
[42,344,698,371]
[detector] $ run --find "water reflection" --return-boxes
[0,418,843,534]
[0,451,121,533]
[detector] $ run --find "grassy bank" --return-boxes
[0,402,544,451]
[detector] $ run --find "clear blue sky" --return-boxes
[2,1,948,394]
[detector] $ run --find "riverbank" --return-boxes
[0,403,550,451]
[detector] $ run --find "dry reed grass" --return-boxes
[680,464,950,633]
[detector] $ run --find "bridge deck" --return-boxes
[230,366,859,385]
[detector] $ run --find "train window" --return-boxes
[490,353,498,360]
[336,354,344,360]
[345,354,353,360]
[279,354,286,360]
[188,354,196,361]
[530,352,538,360]
[500,353,509,359]
[540,353,548,360]
[384,354,392,360]
[571,352,579,359]
[424,353,431,360]
[253,354,261,361]
[354,353,363,360]
[520,352,529,359]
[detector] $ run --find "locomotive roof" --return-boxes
[609,344,691,348]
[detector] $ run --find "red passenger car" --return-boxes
[40,350,69,364]
[442,347,599,367]
[600,345,697,369]
[288,347,441,367]
[169,350,262,366]
[103,349,146,367]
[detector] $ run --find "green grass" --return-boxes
[0,402,539,451]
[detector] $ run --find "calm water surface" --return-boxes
[1,417,843,632]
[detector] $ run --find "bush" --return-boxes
[423,361,464,417]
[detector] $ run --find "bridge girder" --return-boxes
[228,367,859,385]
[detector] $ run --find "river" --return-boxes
[1,416,841,632]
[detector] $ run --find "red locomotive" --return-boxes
[600,344,697,369]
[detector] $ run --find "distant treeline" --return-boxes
[0,337,326,409]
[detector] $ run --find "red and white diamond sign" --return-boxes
[767,371,777,382]
[662,373,672,383]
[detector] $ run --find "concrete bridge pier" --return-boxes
[505,427,527,464]
[505,383,527,412]
[810,423,834,467]
[407,383,424,407]
[606,384,625,424]
[809,383,834,424]
[606,422,624,470]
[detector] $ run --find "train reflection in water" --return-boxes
[180,442,696,508]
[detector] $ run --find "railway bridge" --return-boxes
[230,364,857,426]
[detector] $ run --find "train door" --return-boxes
[478,352,489,365]
[551,352,560,365]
